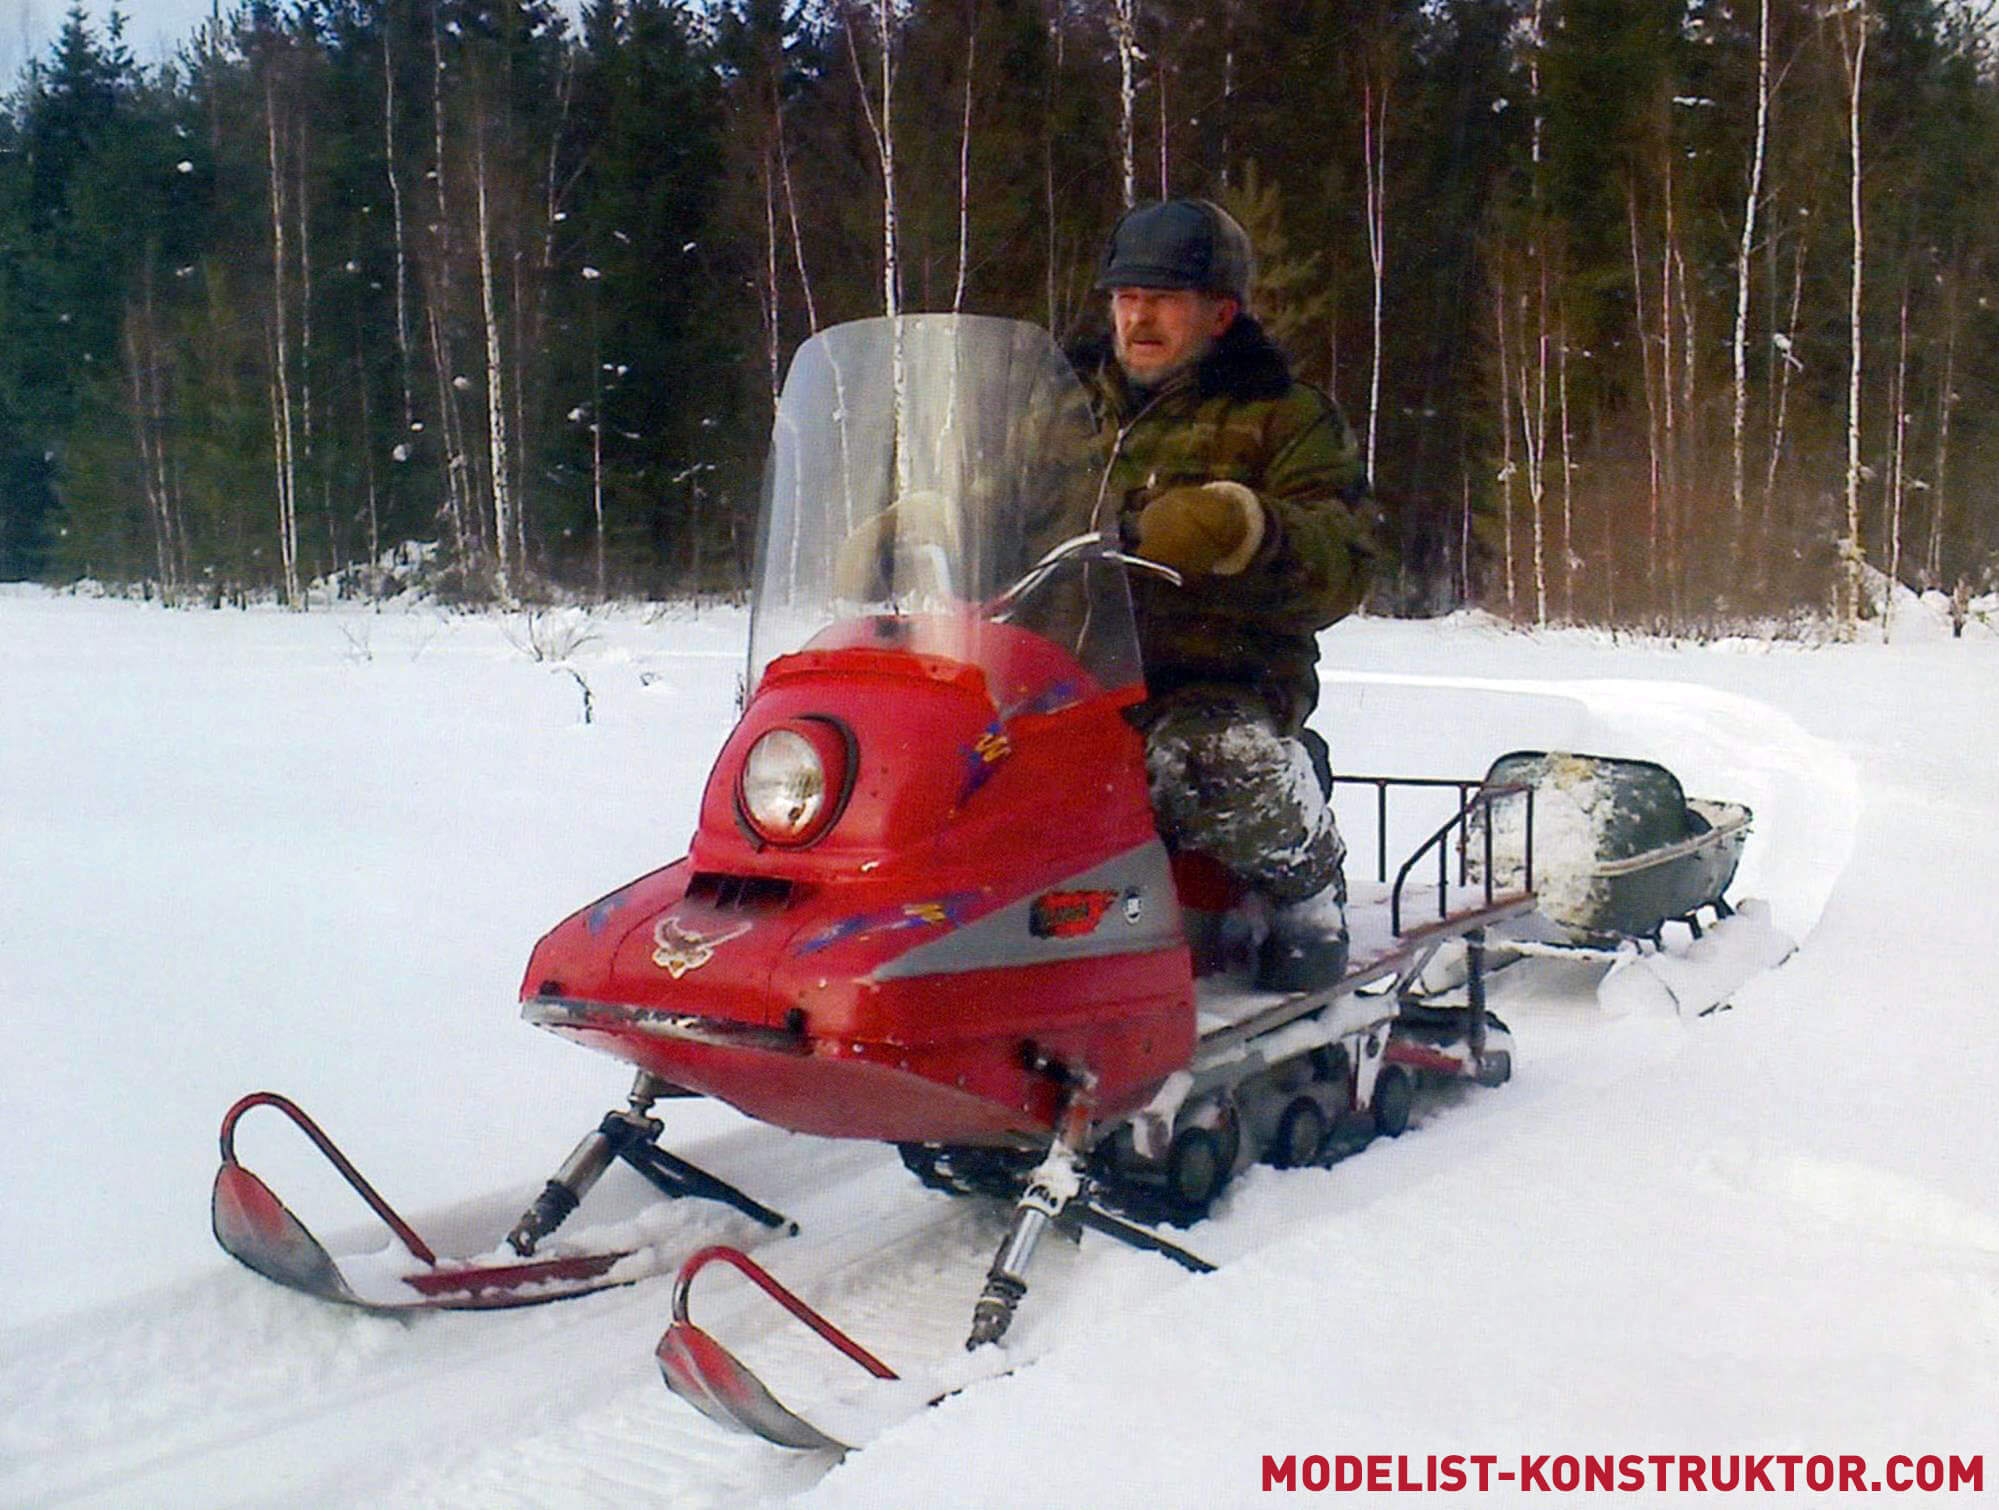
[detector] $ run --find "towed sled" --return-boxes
[212,316,1784,1450]
[1478,750,1749,944]
[1457,751,1794,1016]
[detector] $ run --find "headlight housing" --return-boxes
[736,718,852,846]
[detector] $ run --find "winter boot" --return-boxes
[1255,889,1350,993]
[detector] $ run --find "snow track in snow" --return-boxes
[15,592,1967,1509]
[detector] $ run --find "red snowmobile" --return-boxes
[213,316,1542,1446]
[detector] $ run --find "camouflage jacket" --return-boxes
[1072,316,1374,731]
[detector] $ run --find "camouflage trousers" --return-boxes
[1138,686,1347,907]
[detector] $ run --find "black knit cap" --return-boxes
[1097,198,1254,304]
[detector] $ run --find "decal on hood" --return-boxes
[651,914,754,978]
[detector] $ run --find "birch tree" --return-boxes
[472,106,517,603]
[263,59,302,609]
[382,4,416,440]
[844,0,902,316]
[1926,264,1958,588]
[1882,277,1909,640]
[953,0,976,312]
[1731,0,1771,567]
[426,1,474,566]
[1628,185,1663,605]
[1109,0,1138,209]
[1834,0,1870,638]
[1360,67,1389,489]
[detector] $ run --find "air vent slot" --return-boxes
[686,872,798,912]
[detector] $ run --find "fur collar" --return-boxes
[1070,313,1294,408]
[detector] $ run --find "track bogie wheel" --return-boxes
[1373,1066,1414,1138]
[1268,1096,1327,1169]
[1211,1106,1242,1183]
[1166,1125,1229,1212]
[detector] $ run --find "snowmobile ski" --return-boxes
[213,1091,642,1311]
[656,1244,901,1451]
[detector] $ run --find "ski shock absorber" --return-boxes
[968,1063,1095,1349]
[509,1072,667,1256]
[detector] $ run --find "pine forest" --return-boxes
[4,0,1998,634]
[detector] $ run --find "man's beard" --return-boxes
[1115,331,1215,389]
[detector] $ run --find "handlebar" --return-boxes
[987,531,1182,622]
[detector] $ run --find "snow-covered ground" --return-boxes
[3,584,1994,1507]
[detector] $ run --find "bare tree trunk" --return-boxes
[355,328,379,574]
[760,146,782,409]
[1660,157,1682,624]
[1558,311,1576,620]
[125,302,173,601]
[383,9,415,435]
[133,250,187,599]
[1528,0,1545,171]
[1494,265,1517,614]
[296,112,324,577]
[878,0,899,320]
[504,57,572,584]
[588,279,605,598]
[429,2,473,563]
[1361,70,1388,489]
[1628,185,1662,610]
[954,0,976,313]
[296,115,314,460]
[425,295,473,561]
[1042,0,1063,329]
[1884,277,1909,641]
[473,112,516,603]
[509,252,530,578]
[843,1,900,317]
[1928,270,1957,589]
[1515,311,1547,626]
[843,0,906,506]
[1731,0,1771,562]
[540,53,572,283]
[1529,247,1552,628]
[1762,220,1808,579]
[1837,3,1869,638]
[1459,464,1473,606]
[1519,345,1547,625]
[1111,0,1138,209]
[775,103,819,333]
[265,72,302,609]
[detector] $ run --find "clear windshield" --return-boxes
[747,316,1140,702]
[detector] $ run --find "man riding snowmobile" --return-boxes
[1071,198,1379,991]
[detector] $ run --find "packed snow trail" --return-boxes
[6,588,1993,1508]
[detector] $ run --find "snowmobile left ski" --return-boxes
[211,1085,791,1312]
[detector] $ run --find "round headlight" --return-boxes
[737,721,849,845]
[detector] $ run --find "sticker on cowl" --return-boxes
[794,894,979,955]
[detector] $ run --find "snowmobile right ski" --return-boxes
[656,1244,902,1451]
